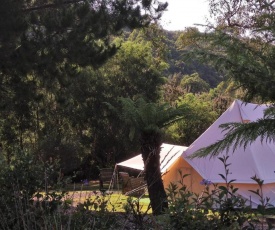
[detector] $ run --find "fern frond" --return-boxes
[105,97,188,141]
[157,104,189,128]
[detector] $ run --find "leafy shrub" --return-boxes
[0,150,121,230]
[67,192,120,229]
[165,155,271,230]
[123,196,154,229]
[166,173,218,230]
[1,150,274,230]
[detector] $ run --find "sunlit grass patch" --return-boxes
[65,190,151,213]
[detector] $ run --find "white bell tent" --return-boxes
[184,99,275,208]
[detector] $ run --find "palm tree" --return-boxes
[191,106,275,158]
[107,97,188,215]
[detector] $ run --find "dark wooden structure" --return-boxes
[99,168,114,190]
[119,172,146,196]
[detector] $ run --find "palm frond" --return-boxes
[190,118,275,159]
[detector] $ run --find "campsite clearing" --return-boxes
[117,100,275,208]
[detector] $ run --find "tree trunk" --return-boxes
[140,131,168,215]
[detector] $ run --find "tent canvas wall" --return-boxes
[184,99,275,208]
[161,154,205,193]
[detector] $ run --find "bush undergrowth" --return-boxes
[0,151,274,229]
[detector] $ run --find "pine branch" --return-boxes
[23,0,85,12]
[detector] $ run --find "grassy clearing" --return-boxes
[63,183,151,213]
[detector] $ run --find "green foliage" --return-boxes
[0,19,228,179]
[166,93,218,145]
[0,149,123,229]
[106,97,189,141]
[214,156,250,228]
[206,80,241,116]
[0,0,168,176]
[166,29,221,88]
[0,150,69,229]
[72,193,120,229]
[180,73,210,94]
[249,175,274,213]
[1,0,167,76]
[179,0,275,103]
[124,197,153,229]
[100,39,166,102]
[127,24,170,70]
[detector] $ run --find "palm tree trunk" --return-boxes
[140,133,168,215]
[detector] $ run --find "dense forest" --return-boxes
[0,24,244,181]
[3,0,268,184]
